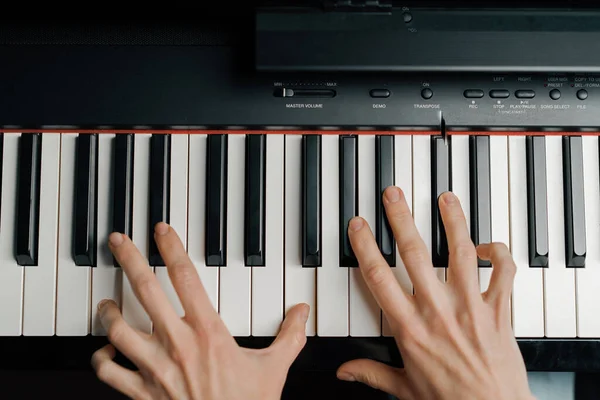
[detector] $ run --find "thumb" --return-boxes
[267,303,309,366]
[337,359,413,399]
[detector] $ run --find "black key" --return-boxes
[526,136,549,267]
[205,134,228,266]
[563,136,586,268]
[469,135,492,267]
[15,133,42,266]
[112,134,135,268]
[376,135,395,266]
[244,134,266,266]
[339,135,358,267]
[431,135,451,268]
[73,133,98,267]
[148,134,171,266]
[302,134,321,267]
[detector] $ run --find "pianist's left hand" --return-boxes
[90,222,309,400]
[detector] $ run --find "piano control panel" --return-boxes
[1,46,600,132]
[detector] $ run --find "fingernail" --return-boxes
[109,232,124,247]
[155,222,169,236]
[385,186,401,203]
[299,304,310,323]
[97,299,110,312]
[337,372,356,382]
[442,191,456,205]
[349,217,363,231]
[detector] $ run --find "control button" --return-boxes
[515,90,535,98]
[577,89,588,100]
[370,89,390,98]
[402,12,413,23]
[489,89,510,98]
[421,88,433,99]
[549,89,561,100]
[464,89,484,98]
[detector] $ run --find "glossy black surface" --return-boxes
[469,135,492,268]
[256,7,600,73]
[563,135,586,268]
[376,135,395,266]
[302,134,321,267]
[339,135,358,268]
[1,335,600,372]
[205,134,228,266]
[112,134,134,268]
[15,133,42,266]
[244,134,266,266]
[526,136,550,267]
[73,133,98,267]
[431,135,450,268]
[148,134,171,266]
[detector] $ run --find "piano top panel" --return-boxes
[1,44,600,133]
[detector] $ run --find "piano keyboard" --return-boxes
[1,131,600,340]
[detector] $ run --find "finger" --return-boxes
[337,359,413,399]
[438,191,479,293]
[477,243,516,304]
[381,186,439,297]
[267,303,309,367]
[108,232,182,334]
[98,299,155,369]
[92,344,150,400]
[153,222,224,332]
[348,216,412,321]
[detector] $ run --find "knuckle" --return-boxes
[107,319,126,344]
[135,275,158,301]
[363,262,387,287]
[294,330,307,349]
[453,243,477,261]
[94,360,112,383]
[389,204,412,223]
[399,243,429,266]
[170,260,197,289]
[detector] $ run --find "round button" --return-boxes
[421,88,433,99]
[549,89,561,100]
[402,12,413,23]
[577,89,588,100]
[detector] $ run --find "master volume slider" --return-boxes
[273,88,336,98]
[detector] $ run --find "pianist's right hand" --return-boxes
[337,187,536,400]
[90,222,309,400]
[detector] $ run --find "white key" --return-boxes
[188,135,219,311]
[122,134,152,334]
[0,133,24,335]
[317,135,348,336]
[56,134,91,335]
[383,134,413,336]
[23,133,60,335]
[413,135,445,282]
[156,134,189,317]
[220,134,251,336]
[252,134,284,336]
[284,135,316,336]
[544,136,576,337]
[350,134,380,336]
[509,136,544,337]
[489,136,510,293]
[577,136,600,337]
[91,134,122,335]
